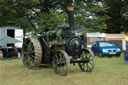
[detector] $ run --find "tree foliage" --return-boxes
[0,0,127,33]
[104,0,125,33]
[75,0,109,32]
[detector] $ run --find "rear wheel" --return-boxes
[22,37,42,69]
[53,50,69,76]
[78,49,95,72]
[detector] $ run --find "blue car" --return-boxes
[91,40,121,57]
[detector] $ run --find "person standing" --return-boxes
[124,37,128,64]
[12,46,18,58]
[126,37,128,50]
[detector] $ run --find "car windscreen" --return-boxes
[99,42,116,47]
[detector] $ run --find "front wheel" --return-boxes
[52,50,69,76]
[78,49,95,72]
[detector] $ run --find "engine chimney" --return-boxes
[66,0,75,29]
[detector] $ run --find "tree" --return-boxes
[0,0,127,33]
[75,0,128,33]
[104,0,123,33]
[103,0,128,33]
[0,0,65,31]
[74,0,109,32]
[0,0,32,30]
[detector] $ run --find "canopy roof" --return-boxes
[0,36,21,45]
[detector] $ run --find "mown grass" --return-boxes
[0,54,128,85]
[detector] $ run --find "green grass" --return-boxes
[0,54,128,85]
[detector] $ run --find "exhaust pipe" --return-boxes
[66,0,75,29]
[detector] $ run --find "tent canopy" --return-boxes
[0,36,21,46]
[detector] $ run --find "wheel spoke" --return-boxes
[82,63,85,70]
[82,52,85,58]
[24,52,29,56]
[55,55,59,63]
[89,59,93,61]
[88,54,91,59]
[89,61,93,65]
[27,57,31,62]
[57,66,60,72]
[86,63,91,71]
[28,43,33,51]
[24,42,29,48]
[31,55,35,59]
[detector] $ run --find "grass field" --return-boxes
[0,54,128,85]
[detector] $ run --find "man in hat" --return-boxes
[124,37,128,64]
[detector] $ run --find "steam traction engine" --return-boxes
[22,0,95,76]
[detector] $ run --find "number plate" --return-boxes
[109,52,116,54]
